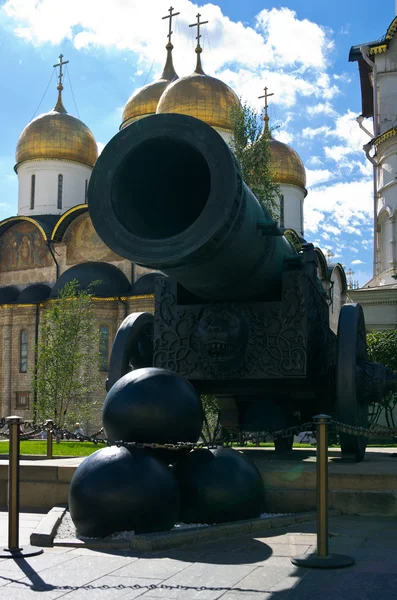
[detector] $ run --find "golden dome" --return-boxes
[156,50,240,132]
[15,94,98,169]
[121,44,178,129]
[269,137,306,190]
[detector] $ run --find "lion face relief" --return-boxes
[196,304,248,368]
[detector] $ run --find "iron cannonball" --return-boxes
[175,447,265,524]
[102,368,204,445]
[69,445,180,537]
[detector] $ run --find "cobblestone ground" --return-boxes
[0,513,396,599]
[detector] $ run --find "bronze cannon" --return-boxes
[89,113,395,462]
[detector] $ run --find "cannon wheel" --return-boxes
[336,304,368,462]
[106,312,154,391]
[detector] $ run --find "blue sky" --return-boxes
[0,0,395,285]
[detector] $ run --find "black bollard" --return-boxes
[0,416,43,558]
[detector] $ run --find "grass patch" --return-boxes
[0,440,104,457]
[0,440,395,458]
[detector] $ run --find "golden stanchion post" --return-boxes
[0,416,43,558]
[291,414,354,569]
[45,419,54,459]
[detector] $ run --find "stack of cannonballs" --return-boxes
[69,368,265,538]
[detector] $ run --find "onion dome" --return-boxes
[261,112,306,190]
[156,22,240,133]
[270,137,306,190]
[15,58,98,169]
[50,262,131,298]
[18,284,51,304]
[120,43,178,130]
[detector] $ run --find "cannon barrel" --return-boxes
[88,114,296,301]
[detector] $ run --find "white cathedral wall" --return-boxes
[215,129,233,145]
[375,36,397,135]
[17,160,92,217]
[375,136,397,280]
[377,138,397,212]
[278,183,305,236]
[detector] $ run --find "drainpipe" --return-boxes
[360,46,379,278]
[118,296,128,321]
[356,115,373,138]
[33,303,40,423]
[364,142,379,277]
[46,240,59,280]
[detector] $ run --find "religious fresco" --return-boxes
[0,222,52,272]
[64,213,121,264]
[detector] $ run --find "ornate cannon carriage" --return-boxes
[89,113,395,462]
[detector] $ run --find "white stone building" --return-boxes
[349,9,397,329]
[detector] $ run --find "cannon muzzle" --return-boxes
[88,114,295,301]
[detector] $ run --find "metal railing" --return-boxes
[2,414,397,563]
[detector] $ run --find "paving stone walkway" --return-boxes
[0,512,396,599]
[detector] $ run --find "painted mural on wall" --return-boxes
[0,222,52,272]
[65,214,121,264]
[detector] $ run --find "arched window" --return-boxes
[30,174,35,210]
[20,330,28,373]
[85,179,88,203]
[57,174,63,209]
[300,198,304,236]
[99,325,109,371]
[279,195,285,228]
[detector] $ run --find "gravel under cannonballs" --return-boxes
[56,509,286,543]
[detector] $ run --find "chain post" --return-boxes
[45,420,54,459]
[0,416,43,558]
[316,414,329,557]
[291,414,354,569]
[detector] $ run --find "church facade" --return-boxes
[349,9,397,329]
[0,14,347,430]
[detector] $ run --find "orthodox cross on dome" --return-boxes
[162,6,180,49]
[258,86,274,133]
[54,54,69,92]
[189,13,208,73]
[53,54,69,113]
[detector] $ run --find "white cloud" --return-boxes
[306,102,337,117]
[307,156,323,167]
[302,125,331,139]
[96,142,105,155]
[256,7,334,70]
[305,179,373,236]
[306,168,334,187]
[2,2,338,111]
[2,2,333,76]
[276,130,294,144]
[352,259,365,264]
[220,68,317,109]
[324,145,351,162]
[322,224,341,236]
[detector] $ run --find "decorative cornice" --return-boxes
[0,216,47,240]
[0,293,155,309]
[371,126,397,148]
[386,16,397,40]
[369,44,388,55]
[50,204,88,241]
[14,157,94,173]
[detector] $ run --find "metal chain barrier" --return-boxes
[1,419,397,455]
[333,421,397,438]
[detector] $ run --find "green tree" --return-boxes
[201,395,221,445]
[229,100,281,218]
[366,330,397,427]
[32,280,102,428]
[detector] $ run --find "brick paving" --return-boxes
[0,512,396,599]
